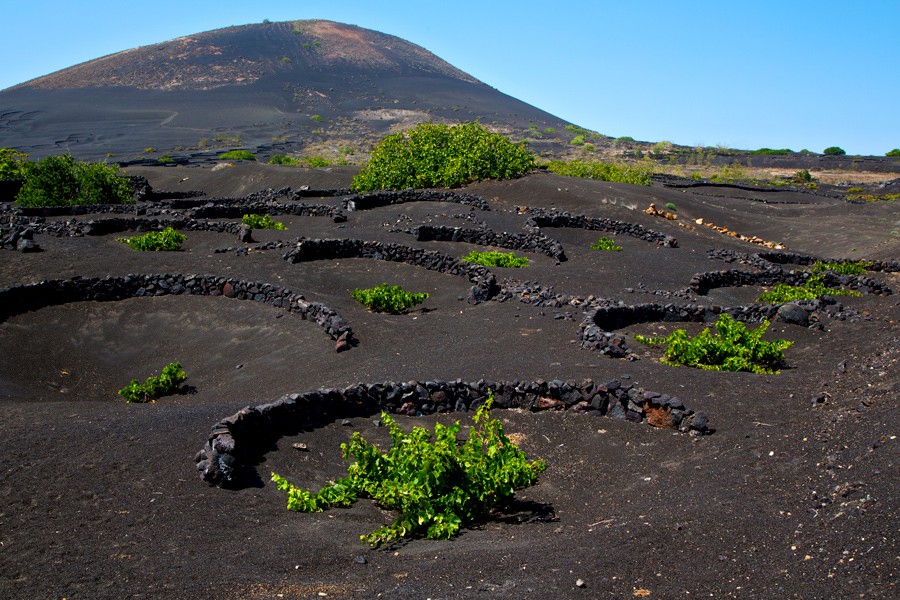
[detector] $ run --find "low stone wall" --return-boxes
[195,377,711,487]
[189,202,346,222]
[282,238,500,303]
[523,207,678,247]
[407,224,567,261]
[689,268,893,296]
[709,248,900,274]
[344,189,492,212]
[0,274,355,351]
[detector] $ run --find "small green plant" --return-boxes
[545,159,651,186]
[242,213,287,230]
[756,275,862,303]
[118,227,186,251]
[310,114,323,123]
[590,236,622,251]
[886,149,900,157]
[118,362,186,403]
[751,148,794,155]
[665,202,677,211]
[271,393,545,546]
[570,135,585,146]
[157,153,175,164]
[281,56,291,64]
[352,122,534,192]
[690,170,704,181]
[301,156,331,168]
[144,147,157,154]
[635,314,793,374]
[793,169,812,183]
[351,283,429,314]
[823,146,846,156]
[461,250,529,268]
[269,154,301,165]
[218,150,257,161]
[810,260,870,275]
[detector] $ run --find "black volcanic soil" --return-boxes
[1,165,898,599]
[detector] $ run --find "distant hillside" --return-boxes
[0,20,579,161]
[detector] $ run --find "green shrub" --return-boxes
[351,283,429,314]
[218,150,257,161]
[0,147,28,179]
[118,227,186,251]
[756,275,862,303]
[118,362,186,403]
[271,393,545,546]
[157,153,175,164]
[570,135,586,146]
[310,114,323,123]
[665,202,677,211]
[351,122,535,192]
[823,146,846,156]
[690,171,703,181]
[269,154,300,165]
[242,213,287,230]
[302,156,330,168]
[461,250,529,268]
[590,236,622,251]
[545,159,651,186]
[751,148,793,155]
[886,149,900,157]
[810,260,870,276]
[635,314,793,374]
[793,169,812,183]
[16,154,134,207]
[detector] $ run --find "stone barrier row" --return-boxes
[344,189,492,212]
[0,274,355,351]
[282,238,500,303]
[523,207,678,247]
[689,268,893,296]
[405,224,567,261]
[709,248,900,273]
[195,377,712,487]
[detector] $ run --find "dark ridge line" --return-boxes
[344,189,492,212]
[652,173,831,196]
[522,207,678,247]
[0,274,355,351]
[282,237,500,303]
[394,224,567,261]
[195,377,712,487]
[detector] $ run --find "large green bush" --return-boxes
[272,393,545,546]
[351,122,535,192]
[823,146,846,156]
[886,149,900,157]
[16,154,133,207]
[545,159,651,186]
[0,147,28,179]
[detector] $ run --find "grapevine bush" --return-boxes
[351,122,535,192]
[118,362,186,403]
[242,213,287,230]
[15,154,133,207]
[590,236,622,251]
[756,275,861,303]
[461,250,529,268]
[351,283,429,314]
[635,314,793,374]
[271,393,545,546]
[118,227,186,251]
[545,159,651,186]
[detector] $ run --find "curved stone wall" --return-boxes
[195,377,712,487]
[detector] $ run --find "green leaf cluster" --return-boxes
[635,314,793,374]
[269,154,300,165]
[118,227,186,251]
[218,150,257,161]
[810,260,870,276]
[15,154,133,207]
[756,275,861,303]
[0,147,28,179]
[751,148,794,155]
[823,146,846,156]
[351,122,535,192]
[351,283,429,314]
[461,250,529,268]
[590,236,622,252]
[242,213,287,230]
[272,394,545,546]
[545,159,651,186]
[118,362,186,403]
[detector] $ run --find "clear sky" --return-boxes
[3,0,898,156]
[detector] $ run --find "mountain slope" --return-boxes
[0,20,573,161]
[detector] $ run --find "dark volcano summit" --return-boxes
[0,20,571,160]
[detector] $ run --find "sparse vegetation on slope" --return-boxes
[545,159,651,186]
[461,250,529,268]
[118,227,186,251]
[351,283,429,314]
[271,394,545,546]
[756,275,861,303]
[218,150,257,161]
[351,122,535,192]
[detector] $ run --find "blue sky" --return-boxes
[3,0,898,156]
